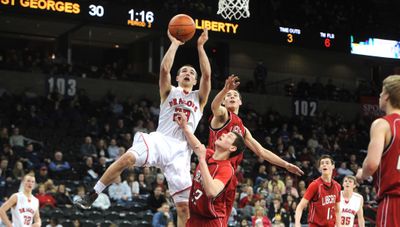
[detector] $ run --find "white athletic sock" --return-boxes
[94,181,106,194]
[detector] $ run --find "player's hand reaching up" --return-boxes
[285,163,304,176]
[167,29,184,46]
[197,29,208,47]
[224,75,240,91]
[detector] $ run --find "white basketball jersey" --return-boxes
[340,191,363,227]
[11,192,39,227]
[157,86,203,141]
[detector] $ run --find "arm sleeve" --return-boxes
[214,165,233,185]
[303,181,318,201]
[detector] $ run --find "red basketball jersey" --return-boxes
[208,111,246,223]
[374,113,400,202]
[189,149,234,219]
[304,177,341,227]
[208,111,246,169]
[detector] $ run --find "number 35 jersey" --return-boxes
[340,191,363,227]
[157,86,203,141]
[189,149,234,218]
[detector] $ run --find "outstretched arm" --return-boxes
[210,75,240,126]
[175,112,225,198]
[159,30,184,103]
[197,29,211,111]
[356,118,388,182]
[244,127,303,176]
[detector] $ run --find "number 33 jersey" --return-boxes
[189,149,234,219]
[157,86,203,141]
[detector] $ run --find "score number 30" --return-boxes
[88,4,104,17]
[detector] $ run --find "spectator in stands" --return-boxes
[239,186,260,208]
[268,172,285,193]
[337,162,354,178]
[1,144,16,168]
[0,128,9,146]
[147,186,166,213]
[152,202,173,227]
[119,133,132,149]
[80,136,97,159]
[256,180,270,198]
[143,167,156,187]
[9,127,41,148]
[92,192,111,210]
[0,159,12,182]
[11,160,24,181]
[55,184,72,208]
[72,186,86,203]
[18,143,42,170]
[152,173,166,191]
[36,165,49,184]
[108,176,132,208]
[82,156,99,184]
[124,172,139,197]
[96,139,108,158]
[43,179,57,194]
[133,119,148,135]
[36,184,56,208]
[85,117,100,138]
[138,173,149,194]
[100,123,114,141]
[114,119,128,139]
[46,217,62,227]
[48,150,71,180]
[107,138,119,160]
[95,156,108,176]
[255,165,269,188]
[283,176,299,199]
[252,206,271,227]
[268,198,289,226]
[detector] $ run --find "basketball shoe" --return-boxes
[74,190,98,209]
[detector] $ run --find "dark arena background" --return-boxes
[0,0,399,226]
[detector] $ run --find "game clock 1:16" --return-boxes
[127,9,154,28]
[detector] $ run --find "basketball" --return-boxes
[168,14,196,42]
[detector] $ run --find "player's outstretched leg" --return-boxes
[74,152,136,209]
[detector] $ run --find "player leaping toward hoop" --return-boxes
[75,29,211,227]
[208,75,304,222]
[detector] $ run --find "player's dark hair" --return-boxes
[318,154,334,166]
[229,132,246,158]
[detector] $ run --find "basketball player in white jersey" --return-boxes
[0,173,41,227]
[75,29,211,227]
[340,175,365,227]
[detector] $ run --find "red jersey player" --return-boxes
[175,112,246,227]
[295,155,341,227]
[356,75,400,227]
[209,75,304,222]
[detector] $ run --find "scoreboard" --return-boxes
[0,0,351,53]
